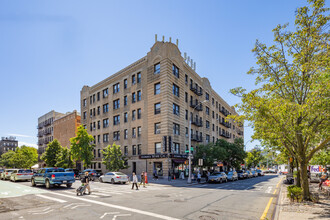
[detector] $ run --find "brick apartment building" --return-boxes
[80,38,244,177]
[0,136,18,156]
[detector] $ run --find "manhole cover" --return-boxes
[199,215,215,220]
[155,195,170,198]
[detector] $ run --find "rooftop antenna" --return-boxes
[194,62,196,71]
[184,52,187,61]
[176,39,179,47]
[188,56,190,63]
[191,59,193,68]
[169,37,171,43]
[162,35,164,42]
[155,34,157,42]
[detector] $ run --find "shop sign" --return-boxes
[171,154,188,159]
[139,154,168,159]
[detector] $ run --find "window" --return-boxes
[103,103,109,113]
[93,95,96,103]
[154,123,161,134]
[206,135,210,143]
[216,101,218,109]
[113,99,120,109]
[173,84,179,97]
[137,90,141,101]
[137,72,141,83]
[93,108,95,116]
[154,103,161,114]
[124,146,128,155]
[132,74,136,85]
[172,64,179,78]
[138,144,141,155]
[173,123,180,135]
[212,111,215,119]
[113,115,120,125]
[124,112,128,123]
[90,123,92,131]
[212,124,215,131]
[83,99,87,107]
[103,133,109,142]
[185,127,188,137]
[154,83,160,95]
[103,118,109,128]
[206,120,210,129]
[185,74,188,84]
[132,128,136,138]
[113,83,120,94]
[103,88,108,98]
[173,103,180,116]
[155,142,161,154]
[132,110,136,121]
[154,63,160,74]
[132,145,136,155]
[113,131,120,141]
[132,92,136,103]
[212,98,214,105]
[124,96,127,106]
[97,121,100,129]
[97,106,100,115]
[206,92,209,100]
[83,112,86,119]
[90,96,92,104]
[185,110,188,120]
[185,92,188,102]
[173,143,180,154]
[97,135,100,143]
[124,129,128,139]
[124,79,127,89]
[137,126,141,137]
[137,108,141,119]
[206,107,210,115]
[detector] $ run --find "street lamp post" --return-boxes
[188,100,208,184]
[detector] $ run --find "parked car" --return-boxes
[310,172,321,183]
[251,170,258,177]
[79,169,99,181]
[65,168,80,178]
[10,169,34,182]
[99,172,129,184]
[225,171,238,181]
[31,167,75,189]
[256,169,264,176]
[237,170,248,179]
[246,170,253,178]
[1,169,17,180]
[208,172,227,183]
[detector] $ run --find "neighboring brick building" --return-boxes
[80,38,244,177]
[0,136,18,156]
[53,110,81,148]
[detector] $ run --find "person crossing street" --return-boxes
[132,172,139,190]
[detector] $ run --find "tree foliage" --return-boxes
[246,148,264,168]
[310,148,330,166]
[102,143,128,171]
[70,125,95,168]
[41,140,62,167]
[55,147,74,169]
[230,0,329,200]
[0,146,37,168]
[0,150,16,167]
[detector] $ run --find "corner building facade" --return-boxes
[80,41,244,177]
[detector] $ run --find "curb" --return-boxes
[273,181,283,220]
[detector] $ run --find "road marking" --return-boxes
[63,203,85,209]
[113,214,131,219]
[36,194,67,203]
[265,186,273,194]
[32,209,54,215]
[71,204,91,209]
[62,191,99,198]
[28,207,50,213]
[100,212,120,219]
[48,191,181,220]
[260,178,282,220]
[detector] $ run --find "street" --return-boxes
[0,174,281,220]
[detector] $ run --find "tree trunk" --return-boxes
[299,158,310,200]
[295,159,301,187]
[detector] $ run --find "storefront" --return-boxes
[172,159,187,178]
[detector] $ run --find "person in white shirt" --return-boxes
[131,172,139,190]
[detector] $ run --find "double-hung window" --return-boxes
[154,63,160,74]
[137,72,141,83]
[113,115,120,125]
[173,84,179,97]
[173,123,180,135]
[173,103,180,116]
[113,83,120,94]
[154,103,161,114]
[113,99,120,110]
[172,64,179,78]
[154,83,160,95]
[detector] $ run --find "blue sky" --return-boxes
[0,0,308,150]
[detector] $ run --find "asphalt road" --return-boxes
[0,174,282,220]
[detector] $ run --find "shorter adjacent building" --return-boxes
[53,110,81,148]
[0,136,18,156]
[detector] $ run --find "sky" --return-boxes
[0,0,309,150]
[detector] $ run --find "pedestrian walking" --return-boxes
[168,170,171,181]
[82,171,91,195]
[197,172,201,183]
[180,171,185,180]
[140,171,146,187]
[206,171,210,182]
[319,169,328,190]
[153,170,158,180]
[132,172,139,190]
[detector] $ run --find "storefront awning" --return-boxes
[172,159,186,163]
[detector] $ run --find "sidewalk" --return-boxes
[146,177,207,187]
[276,182,330,219]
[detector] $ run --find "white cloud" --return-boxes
[18,142,38,149]
[7,133,33,138]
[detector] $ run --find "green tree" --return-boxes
[70,125,95,169]
[41,139,62,167]
[16,146,38,168]
[310,148,330,166]
[246,148,264,168]
[102,143,128,171]
[194,143,216,167]
[55,147,74,169]
[0,150,16,167]
[230,0,329,200]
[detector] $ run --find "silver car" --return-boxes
[1,169,17,180]
[208,172,227,183]
[99,172,129,184]
[10,169,34,182]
